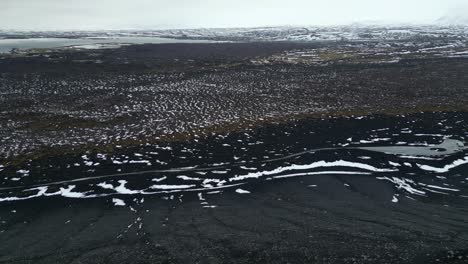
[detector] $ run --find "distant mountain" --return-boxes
[436,15,468,25]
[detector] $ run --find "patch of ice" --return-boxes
[51,185,86,198]
[230,160,394,181]
[17,170,30,175]
[240,166,257,170]
[398,155,442,160]
[198,192,205,200]
[0,186,49,202]
[150,184,195,190]
[115,180,139,194]
[177,175,202,181]
[417,157,468,173]
[376,177,425,196]
[359,138,391,144]
[235,189,250,194]
[414,134,445,137]
[113,198,126,206]
[212,170,228,174]
[97,182,114,190]
[129,160,152,166]
[418,183,460,192]
[152,176,167,182]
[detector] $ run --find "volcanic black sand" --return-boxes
[0,42,468,263]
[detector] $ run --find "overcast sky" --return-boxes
[0,0,467,30]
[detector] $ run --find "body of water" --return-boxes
[0,37,213,53]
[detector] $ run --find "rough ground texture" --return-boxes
[1,42,468,161]
[0,41,468,264]
[1,178,467,264]
[1,112,468,264]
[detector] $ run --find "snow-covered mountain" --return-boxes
[436,14,468,25]
[1,25,467,43]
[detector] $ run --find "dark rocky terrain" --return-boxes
[0,35,468,263]
[1,41,467,162]
[1,112,468,264]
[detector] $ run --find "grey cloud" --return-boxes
[0,0,467,30]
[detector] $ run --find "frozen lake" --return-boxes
[0,37,214,53]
